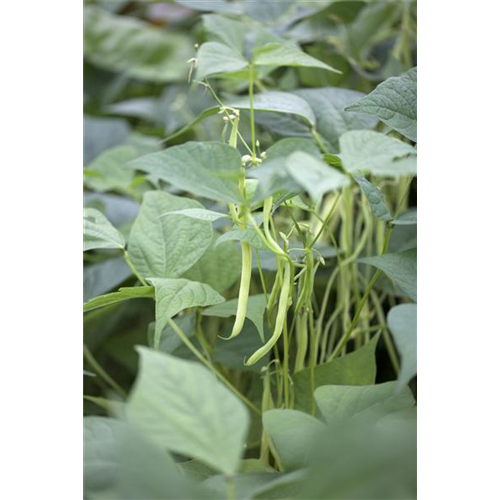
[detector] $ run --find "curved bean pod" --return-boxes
[245,260,292,366]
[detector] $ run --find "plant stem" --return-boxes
[310,127,329,154]
[166,318,261,415]
[282,318,290,408]
[330,224,394,359]
[122,249,147,286]
[83,344,127,399]
[248,64,257,160]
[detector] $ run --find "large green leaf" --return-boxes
[150,278,224,349]
[345,67,417,141]
[130,142,243,203]
[202,14,246,53]
[229,91,316,127]
[84,286,154,312]
[253,43,341,74]
[359,249,417,302]
[84,6,192,82]
[315,382,415,426]
[83,208,125,252]
[203,294,267,342]
[263,410,326,470]
[293,333,379,412]
[340,130,417,177]
[126,348,250,475]
[85,418,208,500]
[387,304,417,390]
[294,88,379,145]
[195,42,249,80]
[182,235,241,293]
[354,176,393,222]
[127,191,213,279]
[285,151,349,201]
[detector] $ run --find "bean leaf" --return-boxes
[263,410,326,470]
[315,382,415,426]
[295,88,379,145]
[229,91,316,127]
[195,42,249,79]
[253,43,341,74]
[126,347,249,475]
[345,67,417,141]
[202,14,246,53]
[354,176,393,222]
[387,304,417,390]
[285,151,349,202]
[130,142,243,204]
[340,130,417,177]
[84,6,191,83]
[293,333,380,412]
[149,278,224,349]
[128,191,213,279]
[359,248,417,302]
[182,235,241,293]
[83,208,125,252]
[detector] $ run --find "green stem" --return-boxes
[310,127,329,155]
[122,249,147,286]
[83,344,127,399]
[167,318,261,415]
[248,64,257,160]
[330,224,394,359]
[283,318,290,408]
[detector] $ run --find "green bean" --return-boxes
[227,241,252,339]
[246,260,292,366]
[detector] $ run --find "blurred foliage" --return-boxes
[84,2,417,499]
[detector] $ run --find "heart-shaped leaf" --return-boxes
[149,278,224,349]
[128,191,213,279]
[130,142,243,203]
[126,348,250,475]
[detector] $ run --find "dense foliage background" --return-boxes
[84,1,417,499]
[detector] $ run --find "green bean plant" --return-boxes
[84,2,417,499]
